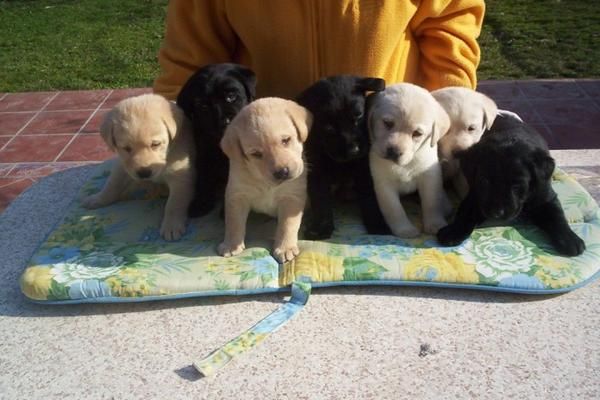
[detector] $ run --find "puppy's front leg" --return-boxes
[304,166,334,240]
[529,196,585,256]
[81,161,131,209]
[161,175,195,241]
[273,197,305,263]
[437,191,484,246]
[452,172,469,201]
[418,165,449,235]
[218,193,250,257]
[353,158,390,235]
[374,183,419,238]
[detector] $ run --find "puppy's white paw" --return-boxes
[423,216,448,235]
[273,244,300,264]
[391,223,420,238]
[80,194,106,209]
[218,241,245,257]
[160,217,187,241]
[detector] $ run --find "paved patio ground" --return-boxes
[0,79,598,399]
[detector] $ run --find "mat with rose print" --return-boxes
[20,159,600,304]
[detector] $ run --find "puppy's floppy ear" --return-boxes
[176,71,201,117]
[355,77,386,93]
[287,102,313,143]
[162,101,185,142]
[479,92,498,131]
[99,109,117,151]
[220,122,247,161]
[431,100,451,147]
[230,65,257,101]
[531,149,556,182]
[365,92,381,141]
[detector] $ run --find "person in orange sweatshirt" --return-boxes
[153,0,484,101]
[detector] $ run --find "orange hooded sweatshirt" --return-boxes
[153,0,484,100]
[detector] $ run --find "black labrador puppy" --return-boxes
[437,115,585,256]
[176,63,256,217]
[296,75,389,239]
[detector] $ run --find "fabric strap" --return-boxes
[194,280,312,376]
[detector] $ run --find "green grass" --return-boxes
[0,0,598,92]
[479,0,600,79]
[0,0,167,92]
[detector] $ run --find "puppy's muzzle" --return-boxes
[136,168,153,180]
[273,167,290,181]
[385,146,402,162]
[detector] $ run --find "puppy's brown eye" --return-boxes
[225,92,238,103]
[412,130,423,138]
[251,151,263,159]
[282,137,291,145]
[123,146,132,153]
[151,141,161,149]
[467,125,477,132]
[383,119,394,130]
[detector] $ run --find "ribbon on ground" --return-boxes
[194,280,312,376]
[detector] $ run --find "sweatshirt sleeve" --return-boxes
[410,0,485,91]
[152,0,237,100]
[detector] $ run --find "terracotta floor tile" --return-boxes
[0,163,15,177]
[0,178,36,212]
[0,92,56,112]
[45,90,111,111]
[81,109,109,134]
[495,100,542,124]
[20,110,93,135]
[57,135,114,162]
[103,88,152,109]
[517,80,586,100]
[6,162,90,179]
[529,99,600,126]
[477,81,524,101]
[0,135,73,163]
[0,136,11,148]
[546,124,600,150]
[0,112,36,135]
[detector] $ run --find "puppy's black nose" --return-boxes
[385,146,401,162]
[273,167,290,181]
[136,168,153,179]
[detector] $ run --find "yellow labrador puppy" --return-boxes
[432,86,498,197]
[218,98,312,263]
[81,94,196,241]
[368,83,451,238]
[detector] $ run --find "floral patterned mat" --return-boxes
[20,159,600,303]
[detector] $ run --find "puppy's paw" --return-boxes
[273,243,300,264]
[160,217,187,241]
[391,223,420,238]
[437,224,469,246]
[423,216,448,235]
[80,194,106,209]
[552,230,586,256]
[304,222,334,240]
[218,241,245,257]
